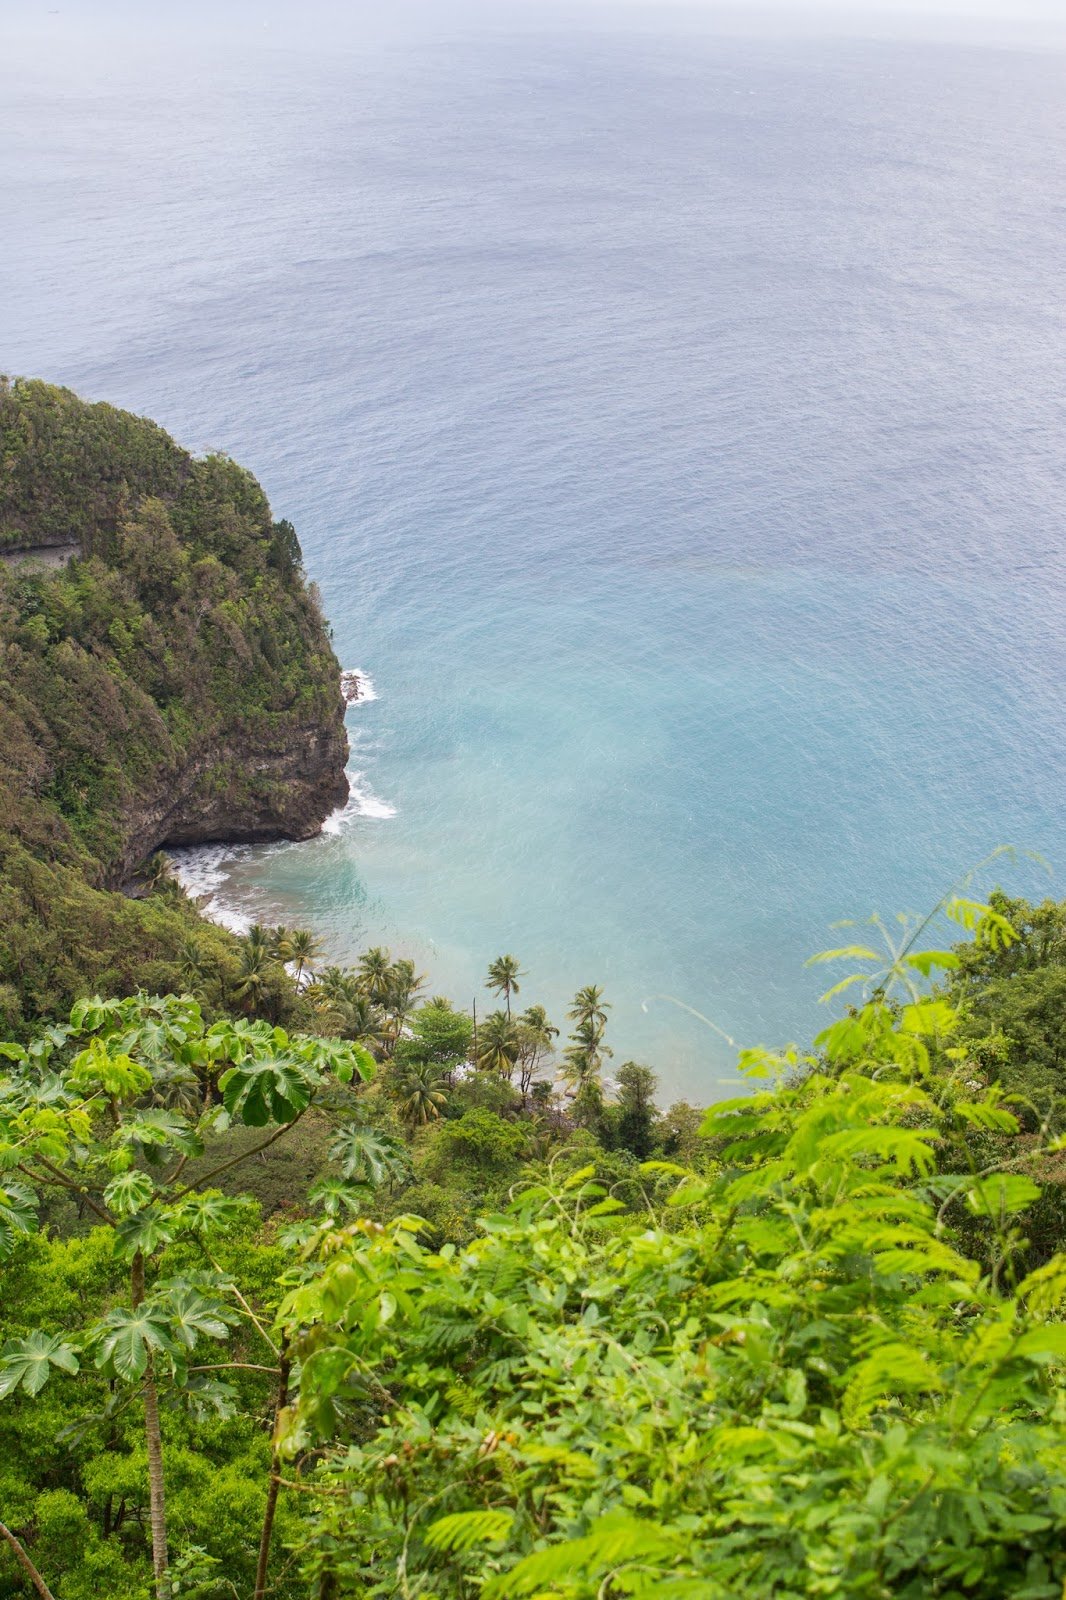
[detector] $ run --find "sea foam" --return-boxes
[169,844,254,934]
[341,667,379,706]
[322,770,397,832]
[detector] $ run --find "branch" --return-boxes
[199,1244,280,1357]
[171,1106,309,1202]
[162,1152,190,1187]
[18,1157,114,1225]
[272,1477,347,1498]
[188,1363,281,1377]
[0,1520,58,1600]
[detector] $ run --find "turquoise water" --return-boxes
[3,5,1065,1099]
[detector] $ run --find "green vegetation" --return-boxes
[2,385,1065,1598]
[0,377,344,1038]
[2,896,1066,1599]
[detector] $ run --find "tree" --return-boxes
[395,1001,473,1081]
[245,925,272,962]
[381,959,427,1057]
[356,947,392,1006]
[142,853,176,897]
[613,1062,659,1160]
[562,1017,612,1095]
[231,943,268,1016]
[567,984,610,1033]
[486,956,525,1019]
[176,934,206,991]
[284,929,323,990]
[515,1005,558,1101]
[477,1011,521,1080]
[0,993,373,1600]
[396,1062,449,1128]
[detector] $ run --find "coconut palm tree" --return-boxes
[304,970,386,1053]
[567,984,610,1033]
[337,994,387,1054]
[381,958,426,1056]
[486,954,525,1018]
[286,928,323,989]
[561,1016,613,1095]
[142,851,175,895]
[396,1062,449,1128]
[246,924,272,962]
[477,1010,521,1080]
[232,943,268,1015]
[313,965,356,1002]
[356,946,392,1005]
[176,934,206,992]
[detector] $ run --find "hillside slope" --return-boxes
[0,377,347,1026]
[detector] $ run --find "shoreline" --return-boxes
[170,666,381,933]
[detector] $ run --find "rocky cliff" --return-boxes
[114,720,349,882]
[0,377,349,1024]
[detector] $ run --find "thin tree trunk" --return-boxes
[131,1251,171,1600]
[253,1341,292,1600]
[0,1520,58,1600]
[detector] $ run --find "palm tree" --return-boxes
[232,943,268,1015]
[486,955,525,1019]
[176,934,206,992]
[396,1062,448,1128]
[561,1016,613,1095]
[269,925,293,963]
[313,965,355,1002]
[286,928,323,989]
[477,1010,521,1079]
[246,924,272,962]
[356,946,392,1005]
[567,984,610,1033]
[305,969,386,1054]
[516,1004,559,1099]
[337,994,387,1054]
[382,958,426,1056]
[142,851,175,895]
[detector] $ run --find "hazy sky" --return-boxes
[5,0,1065,55]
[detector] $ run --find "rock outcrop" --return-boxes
[115,718,350,882]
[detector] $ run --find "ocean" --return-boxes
[3,2,1064,1102]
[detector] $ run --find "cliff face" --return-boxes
[116,719,350,881]
[0,378,349,1024]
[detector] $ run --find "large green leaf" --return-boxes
[966,1174,1042,1218]
[103,1170,156,1218]
[218,1057,313,1126]
[0,1180,38,1257]
[118,1108,204,1159]
[114,1210,176,1259]
[0,1331,79,1397]
[159,1285,237,1349]
[92,1307,179,1382]
[329,1123,409,1186]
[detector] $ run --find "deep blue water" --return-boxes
[3,3,1065,1100]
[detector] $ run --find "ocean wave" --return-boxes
[322,770,397,833]
[168,844,253,934]
[341,667,379,705]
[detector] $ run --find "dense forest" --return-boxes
[1,384,1064,1599]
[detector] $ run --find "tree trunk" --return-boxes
[131,1251,171,1600]
[0,1520,58,1600]
[253,1341,292,1600]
